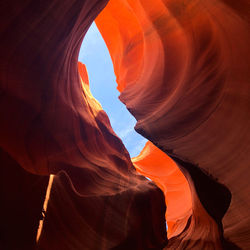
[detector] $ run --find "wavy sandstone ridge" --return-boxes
[0,1,166,249]
[132,142,192,239]
[96,0,250,249]
[0,0,249,249]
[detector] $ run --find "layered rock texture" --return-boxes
[1,0,249,249]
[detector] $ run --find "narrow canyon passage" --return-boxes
[0,0,249,249]
[78,22,147,158]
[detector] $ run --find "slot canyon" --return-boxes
[0,0,249,249]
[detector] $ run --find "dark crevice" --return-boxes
[0,148,49,250]
[168,155,231,224]
[135,127,239,249]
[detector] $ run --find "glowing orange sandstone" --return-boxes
[132,142,192,238]
[95,0,192,239]
[96,0,250,248]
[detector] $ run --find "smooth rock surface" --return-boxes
[1,0,249,249]
[96,0,250,248]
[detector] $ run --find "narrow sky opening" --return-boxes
[78,22,147,157]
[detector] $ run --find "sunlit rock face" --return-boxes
[132,142,192,240]
[96,0,250,249]
[0,0,249,250]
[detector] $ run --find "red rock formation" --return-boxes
[96,0,250,249]
[0,1,167,249]
[132,142,192,239]
[1,0,250,249]
[37,63,167,249]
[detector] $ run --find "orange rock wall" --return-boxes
[96,0,250,248]
[132,142,192,239]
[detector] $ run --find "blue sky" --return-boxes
[78,22,147,157]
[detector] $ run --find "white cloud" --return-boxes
[115,118,135,139]
[119,126,134,139]
[130,138,147,157]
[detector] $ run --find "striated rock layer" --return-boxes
[0,1,167,249]
[96,0,250,249]
[1,0,250,249]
